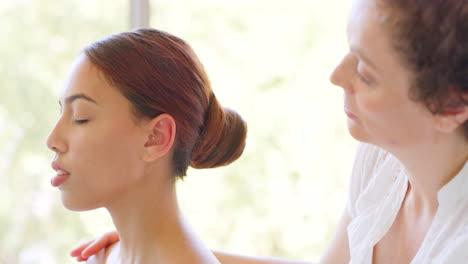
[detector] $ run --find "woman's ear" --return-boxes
[142,114,176,162]
[434,104,468,134]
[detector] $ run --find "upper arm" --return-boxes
[318,207,351,264]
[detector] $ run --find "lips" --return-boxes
[344,106,358,120]
[51,161,70,187]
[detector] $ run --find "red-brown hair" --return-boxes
[84,28,247,177]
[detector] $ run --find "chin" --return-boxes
[347,120,372,143]
[60,193,100,212]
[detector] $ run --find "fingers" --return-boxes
[75,255,88,262]
[70,239,94,257]
[81,231,120,259]
[69,231,120,262]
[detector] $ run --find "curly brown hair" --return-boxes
[379,0,468,139]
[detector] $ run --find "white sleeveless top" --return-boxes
[346,143,468,263]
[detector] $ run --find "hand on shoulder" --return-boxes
[85,241,119,264]
[85,249,105,264]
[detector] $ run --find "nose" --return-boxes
[46,120,67,154]
[329,53,355,94]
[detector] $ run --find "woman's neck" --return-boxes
[104,170,218,264]
[386,133,468,211]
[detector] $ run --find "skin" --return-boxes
[68,0,468,262]
[47,54,220,264]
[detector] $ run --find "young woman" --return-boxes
[47,28,247,264]
[70,0,468,263]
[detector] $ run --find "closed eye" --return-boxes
[356,71,372,85]
[74,119,89,125]
[355,62,374,86]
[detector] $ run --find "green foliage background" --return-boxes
[0,0,355,263]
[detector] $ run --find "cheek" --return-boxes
[79,121,142,159]
[354,94,402,137]
[356,95,434,146]
[356,93,390,118]
[68,124,144,200]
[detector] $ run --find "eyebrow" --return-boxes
[59,93,98,106]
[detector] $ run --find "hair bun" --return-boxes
[190,94,247,169]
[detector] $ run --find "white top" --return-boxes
[346,143,468,264]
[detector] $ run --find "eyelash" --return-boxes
[354,62,373,85]
[74,119,89,125]
[356,72,372,85]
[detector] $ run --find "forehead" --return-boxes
[347,0,381,46]
[59,54,127,107]
[346,0,403,65]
